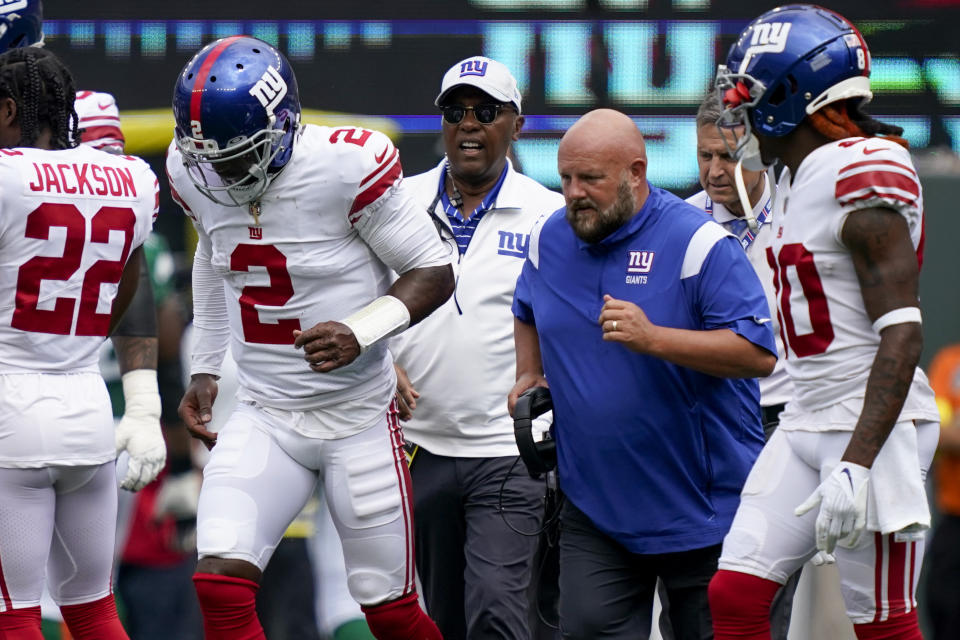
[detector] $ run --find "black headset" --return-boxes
[512,387,556,479]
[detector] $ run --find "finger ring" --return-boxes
[612,321,618,331]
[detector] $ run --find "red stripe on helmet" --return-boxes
[189,36,245,132]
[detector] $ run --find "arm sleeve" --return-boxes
[354,180,451,275]
[833,142,923,246]
[327,129,449,274]
[111,249,157,337]
[189,229,229,377]
[687,227,777,355]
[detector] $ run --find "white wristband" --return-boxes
[340,295,411,353]
[872,307,922,334]
[121,368,162,418]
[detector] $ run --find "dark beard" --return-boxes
[565,178,637,244]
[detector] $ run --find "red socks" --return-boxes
[854,610,923,640]
[60,594,129,640]
[709,569,782,640]
[0,605,43,640]
[193,572,265,640]
[361,592,442,640]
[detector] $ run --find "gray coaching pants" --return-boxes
[410,447,546,640]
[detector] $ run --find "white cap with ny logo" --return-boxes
[435,56,523,114]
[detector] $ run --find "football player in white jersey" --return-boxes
[167,37,454,640]
[683,91,798,640]
[0,47,161,639]
[708,5,940,640]
[0,1,166,500]
[0,2,167,634]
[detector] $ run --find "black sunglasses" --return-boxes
[440,103,513,125]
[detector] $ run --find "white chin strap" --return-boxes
[734,158,759,233]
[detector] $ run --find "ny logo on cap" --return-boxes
[459,60,488,78]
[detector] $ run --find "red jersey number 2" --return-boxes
[230,243,301,344]
[12,203,135,336]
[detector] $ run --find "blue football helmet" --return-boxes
[715,4,872,168]
[173,36,301,207]
[0,0,43,52]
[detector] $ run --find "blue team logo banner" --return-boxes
[498,230,529,258]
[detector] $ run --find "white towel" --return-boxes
[865,420,937,534]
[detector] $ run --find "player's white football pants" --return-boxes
[196,401,416,606]
[0,462,118,610]
[718,421,938,624]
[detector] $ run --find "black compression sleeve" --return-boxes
[112,250,158,337]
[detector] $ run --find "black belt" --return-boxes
[761,403,786,430]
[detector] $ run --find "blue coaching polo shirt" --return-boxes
[512,185,776,554]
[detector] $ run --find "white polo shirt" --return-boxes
[391,159,565,457]
[686,180,793,408]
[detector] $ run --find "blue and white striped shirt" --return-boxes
[437,162,509,255]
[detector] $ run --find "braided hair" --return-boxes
[0,47,77,149]
[809,98,909,149]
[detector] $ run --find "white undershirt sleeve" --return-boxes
[190,229,229,377]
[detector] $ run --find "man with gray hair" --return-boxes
[687,90,791,442]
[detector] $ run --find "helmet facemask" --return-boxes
[714,65,769,172]
[176,113,298,208]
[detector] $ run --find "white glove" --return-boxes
[115,369,166,491]
[795,461,870,556]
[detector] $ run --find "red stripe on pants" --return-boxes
[887,534,907,617]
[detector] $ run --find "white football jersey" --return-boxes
[167,124,450,426]
[0,145,158,374]
[767,137,938,425]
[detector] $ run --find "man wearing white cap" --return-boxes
[390,56,565,639]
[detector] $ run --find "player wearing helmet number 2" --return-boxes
[168,36,454,640]
[708,5,940,640]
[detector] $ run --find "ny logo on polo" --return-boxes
[497,230,529,258]
[627,250,654,274]
[460,60,488,77]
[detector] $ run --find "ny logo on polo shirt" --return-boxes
[497,230,529,258]
[628,250,654,273]
[626,250,654,285]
